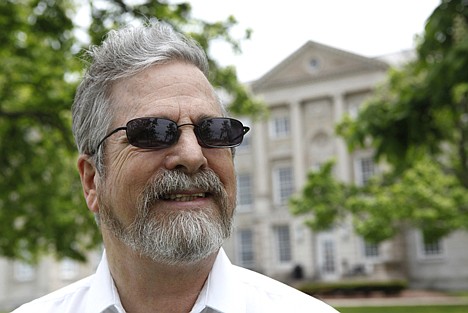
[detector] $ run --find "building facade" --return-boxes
[222,41,468,290]
[0,251,101,310]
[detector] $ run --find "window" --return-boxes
[423,237,443,257]
[347,103,360,119]
[273,166,294,205]
[270,115,290,139]
[14,262,35,282]
[274,225,292,263]
[364,241,380,258]
[237,173,253,212]
[417,231,444,260]
[322,240,336,273]
[355,156,376,185]
[308,58,320,71]
[237,229,255,268]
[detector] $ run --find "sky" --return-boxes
[188,0,441,82]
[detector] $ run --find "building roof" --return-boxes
[251,40,389,92]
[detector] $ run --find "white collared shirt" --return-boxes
[12,249,338,313]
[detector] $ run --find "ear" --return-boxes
[77,155,100,214]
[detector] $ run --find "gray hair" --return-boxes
[72,20,212,173]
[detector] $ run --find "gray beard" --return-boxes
[97,169,234,265]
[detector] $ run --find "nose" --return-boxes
[163,127,208,174]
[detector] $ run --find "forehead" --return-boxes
[109,61,222,124]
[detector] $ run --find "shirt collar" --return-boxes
[86,249,243,313]
[194,248,246,313]
[86,251,126,313]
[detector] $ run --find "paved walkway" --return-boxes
[321,290,468,307]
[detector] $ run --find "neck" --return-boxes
[103,231,218,313]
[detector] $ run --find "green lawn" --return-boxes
[337,305,468,313]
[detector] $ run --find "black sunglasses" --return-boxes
[93,117,250,153]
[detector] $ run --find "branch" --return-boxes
[112,0,132,13]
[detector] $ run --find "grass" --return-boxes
[337,305,468,313]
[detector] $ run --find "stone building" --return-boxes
[221,40,468,290]
[0,252,101,310]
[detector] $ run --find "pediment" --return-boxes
[252,41,388,92]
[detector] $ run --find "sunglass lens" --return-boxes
[199,118,244,147]
[127,118,178,148]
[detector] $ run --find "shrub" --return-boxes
[298,280,408,297]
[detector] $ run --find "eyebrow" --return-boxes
[125,113,224,126]
[193,114,223,124]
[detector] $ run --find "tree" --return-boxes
[85,0,267,117]
[0,0,95,263]
[0,0,265,263]
[289,160,354,232]
[291,0,468,243]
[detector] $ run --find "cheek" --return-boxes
[107,156,138,205]
[102,150,163,220]
[108,148,162,186]
[207,151,237,200]
[224,169,238,216]
[225,167,237,200]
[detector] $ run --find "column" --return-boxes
[290,100,306,189]
[333,93,351,183]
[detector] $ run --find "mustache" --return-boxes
[138,168,228,209]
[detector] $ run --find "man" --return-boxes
[14,21,338,313]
